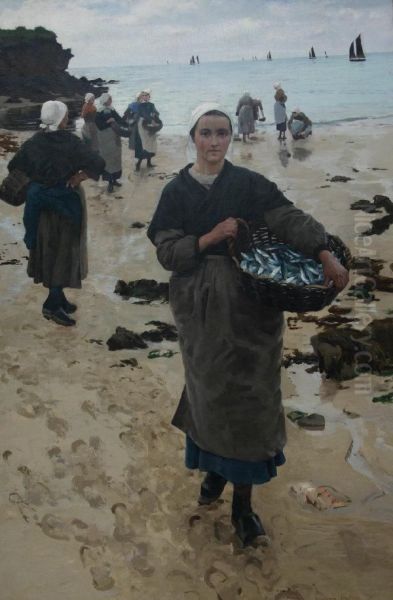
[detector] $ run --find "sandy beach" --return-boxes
[1,123,393,600]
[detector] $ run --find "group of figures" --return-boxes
[81,89,162,192]
[236,84,312,143]
[273,83,312,142]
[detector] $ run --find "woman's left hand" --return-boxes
[318,250,349,290]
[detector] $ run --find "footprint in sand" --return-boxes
[111,502,135,542]
[47,446,67,479]
[17,464,56,506]
[9,491,38,524]
[79,545,115,591]
[204,564,242,600]
[46,412,69,438]
[40,513,70,540]
[16,388,46,419]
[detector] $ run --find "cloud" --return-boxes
[0,0,392,66]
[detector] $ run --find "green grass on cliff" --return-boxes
[0,26,56,42]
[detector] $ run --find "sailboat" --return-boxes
[267,51,272,60]
[308,46,316,59]
[349,34,366,61]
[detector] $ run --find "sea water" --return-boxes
[70,52,393,135]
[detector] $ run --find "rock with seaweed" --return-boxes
[311,318,393,380]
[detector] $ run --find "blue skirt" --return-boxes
[185,436,286,485]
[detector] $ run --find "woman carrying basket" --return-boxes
[147,103,348,547]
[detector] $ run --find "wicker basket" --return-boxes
[228,220,351,313]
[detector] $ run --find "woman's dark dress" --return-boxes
[148,160,328,482]
[8,130,104,288]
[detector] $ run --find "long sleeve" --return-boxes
[72,138,105,180]
[154,229,202,272]
[264,204,328,260]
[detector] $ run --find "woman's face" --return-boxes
[193,114,231,166]
[105,96,112,107]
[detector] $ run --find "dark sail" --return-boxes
[311,46,316,58]
[349,41,356,59]
[355,35,365,59]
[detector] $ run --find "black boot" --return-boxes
[135,160,142,172]
[43,287,76,326]
[198,472,227,505]
[60,291,77,314]
[231,484,265,546]
[107,181,114,193]
[146,158,155,168]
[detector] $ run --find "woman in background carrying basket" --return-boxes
[147,103,349,547]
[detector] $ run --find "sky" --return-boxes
[0,0,392,67]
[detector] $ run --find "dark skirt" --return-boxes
[276,121,287,132]
[185,435,286,485]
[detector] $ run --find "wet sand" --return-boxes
[1,123,393,600]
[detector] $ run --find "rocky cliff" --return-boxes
[0,27,109,129]
[0,26,106,102]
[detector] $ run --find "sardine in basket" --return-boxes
[228,220,351,313]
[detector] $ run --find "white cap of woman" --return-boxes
[97,93,112,111]
[40,100,68,131]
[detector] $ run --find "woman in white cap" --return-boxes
[288,108,312,140]
[147,103,348,546]
[81,92,99,152]
[133,89,162,172]
[95,93,128,192]
[7,100,105,326]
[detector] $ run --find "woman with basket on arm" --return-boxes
[147,103,349,547]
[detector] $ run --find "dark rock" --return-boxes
[5,96,22,103]
[0,27,108,130]
[350,199,382,214]
[282,349,318,368]
[141,330,164,343]
[106,327,148,351]
[329,175,353,182]
[145,320,178,341]
[311,318,393,380]
[107,80,120,84]
[114,279,169,302]
[130,222,145,228]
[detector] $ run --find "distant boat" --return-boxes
[267,51,272,60]
[308,46,316,59]
[349,34,366,61]
[324,50,328,58]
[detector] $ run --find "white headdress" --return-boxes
[273,82,282,90]
[96,92,111,111]
[40,100,68,131]
[84,92,95,103]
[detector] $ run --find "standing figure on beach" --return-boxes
[274,88,288,141]
[95,93,128,193]
[7,100,104,326]
[147,102,349,546]
[288,108,312,140]
[236,91,255,142]
[81,92,99,152]
[133,90,162,172]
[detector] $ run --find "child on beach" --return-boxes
[274,88,287,141]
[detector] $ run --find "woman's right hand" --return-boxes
[198,218,238,251]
